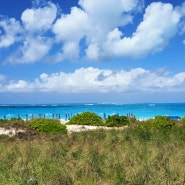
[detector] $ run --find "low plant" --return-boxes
[138,116,175,130]
[28,118,67,134]
[0,118,25,128]
[105,114,130,127]
[67,112,104,126]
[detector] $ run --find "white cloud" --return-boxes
[21,2,57,32]
[0,18,22,48]
[52,0,143,61]
[1,67,185,93]
[1,0,185,64]
[86,43,100,60]
[4,80,34,92]
[53,7,88,42]
[52,1,185,61]
[104,2,181,58]
[6,36,52,64]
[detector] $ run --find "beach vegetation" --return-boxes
[67,112,104,126]
[179,117,185,125]
[0,125,185,184]
[0,118,26,132]
[27,118,67,134]
[138,116,175,130]
[105,114,130,127]
[1,115,185,184]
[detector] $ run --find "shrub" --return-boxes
[28,119,67,134]
[0,118,25,128]
[67,112,103,126]
[105,115,130,127]
[138,116,175,130]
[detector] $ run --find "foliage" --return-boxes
[105,114,130,127]
[179,117,185,126]
[67,112,104,126]
[1,126,185,184]
[0,118,25,128]
[138,116,175,130]
[0,118,24,124]
[28,118,67,134]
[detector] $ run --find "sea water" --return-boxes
[0,103,185,120]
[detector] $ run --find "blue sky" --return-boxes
[0,0,185,104]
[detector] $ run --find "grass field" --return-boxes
[0,124,185,185]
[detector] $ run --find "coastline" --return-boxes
[0,103,184,120]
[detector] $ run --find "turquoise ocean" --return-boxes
[0,103,185,120]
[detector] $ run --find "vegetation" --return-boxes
[67,112,104,126]
[138,116,176,130]
[105,114,130,127]
[28,118,67,134]
[1,114,185,184]
[0,118,25,128]
[0,125,185,184]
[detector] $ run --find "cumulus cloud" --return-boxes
[1,67,185,93]
[52,1,185,61]
[6,36,52,64]
[1,0,185,64]
[21,2,57,32]
[103,2,181,58]
[0,18,22,48]
[52,0,143,60]
[2,2,57,64]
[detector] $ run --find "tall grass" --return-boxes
[0,126,185,184]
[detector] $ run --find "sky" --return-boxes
[0,0,185,104]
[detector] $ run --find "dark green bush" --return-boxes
[67,112,104,126]
[138,116,175,130]
[28,119,67,134]
[105,115,130,127]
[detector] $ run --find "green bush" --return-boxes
[28,119,67,134]
[138,116,175,130]
[105,115,130,127]
[67,112,104,126]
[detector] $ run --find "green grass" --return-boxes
[0,125,185,184]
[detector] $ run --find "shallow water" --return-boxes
[0,103,185,120]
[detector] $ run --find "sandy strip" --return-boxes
[0,123,128,136]
[66,125,110,133]
[66,124,128,133]
[0,127,25,136]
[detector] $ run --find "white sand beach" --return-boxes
[0,123,128,136]
[0,127,25,136]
